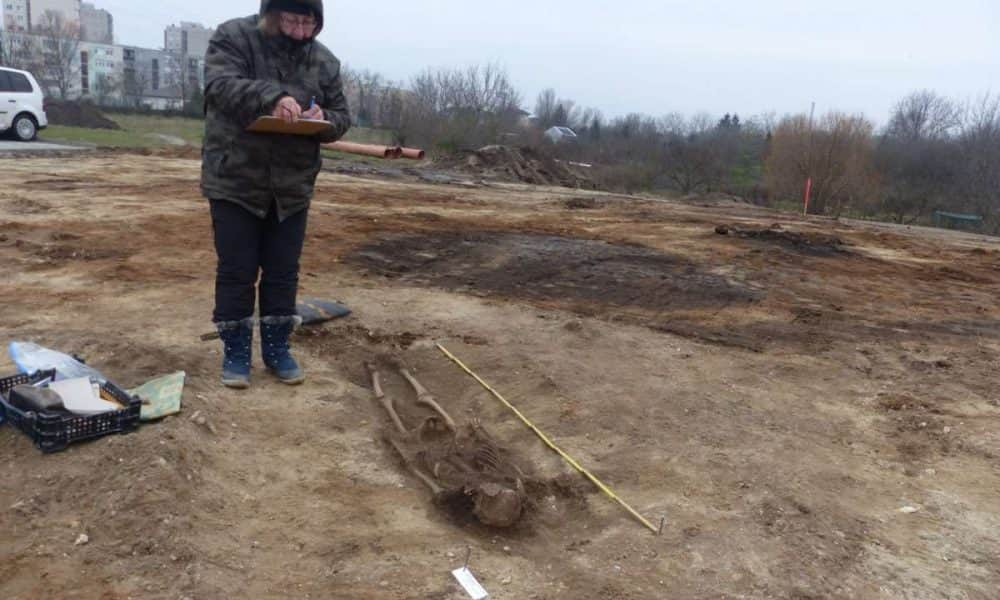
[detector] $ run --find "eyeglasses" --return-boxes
[279,14,317,31]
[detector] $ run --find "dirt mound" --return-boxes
[564,197,601,209]
[682,191,750,205]
[44,100,120,130]
[464,145,596,189]
[346,231,760,313]
[715,224,847,256]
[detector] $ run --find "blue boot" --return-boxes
[216,318,254,389]
[260,316,305,385]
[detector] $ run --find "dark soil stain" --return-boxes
[716,224,848,256]
[564,197,600,210]
[345,231,760,312]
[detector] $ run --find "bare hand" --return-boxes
[302,104,323,120]
[272,96,302,124]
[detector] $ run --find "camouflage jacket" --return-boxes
[200,0,350,221]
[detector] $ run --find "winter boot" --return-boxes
[260,315,305,385]
[216,318,254,389]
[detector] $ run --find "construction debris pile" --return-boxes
[462,145,596,189]
[43,100,121,130]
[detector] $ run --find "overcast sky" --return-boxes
[27,0,1000,123]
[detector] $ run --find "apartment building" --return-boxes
[164,21,212,59]
[28,0,79,29]
[79,1,111,43]
[3,0,31,31]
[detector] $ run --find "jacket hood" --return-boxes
[259,0,324,35]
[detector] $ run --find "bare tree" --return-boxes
[122,65,149,108]
[374,83,407,141]
[534,88,557,127]
[0,30,40,71]
[572,112,662,191]
[876,136,954,223]
[551,102,568,127]
[354,69,383,126]
[554,99,583,128]
[443,64,521,117]
[93,72,122,106]
[956,93,1000,231]
[766,112,879,216]
[575,106,602,137]
[533,88,584,130]
[165,51,191,110]
[400,63,522,149]
[34,10,81,99]
[747,111,778,136]
[886,90,961,142]
[658,113,730,194]
[342,66,409,130]
[876,90,962,223]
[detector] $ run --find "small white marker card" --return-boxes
[451,567,489,599]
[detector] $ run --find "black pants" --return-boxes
[210,199,309,323]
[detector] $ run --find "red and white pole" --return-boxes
[803,177,812,215]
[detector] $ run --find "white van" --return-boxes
[0,67,48,141]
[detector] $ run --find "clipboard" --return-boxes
[247,116,333,135]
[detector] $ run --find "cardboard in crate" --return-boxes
[0,369,142,453]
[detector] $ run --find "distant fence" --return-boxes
[933,211,983,232]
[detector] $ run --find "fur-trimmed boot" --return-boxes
[260,315,305,385]
[216,318,254,389]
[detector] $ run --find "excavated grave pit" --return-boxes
[346,231,760,312]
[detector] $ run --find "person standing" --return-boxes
[201,0,350,388]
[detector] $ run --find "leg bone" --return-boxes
[397,366,457,431]
[366,362,409,435]
[388,438,444,495]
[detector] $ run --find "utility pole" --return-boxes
[804,101,816,216]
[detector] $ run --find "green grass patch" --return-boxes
[42,113,205,147]
[41,111,393,150]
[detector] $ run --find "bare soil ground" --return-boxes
[1,152,999,600]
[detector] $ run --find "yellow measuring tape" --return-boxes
[437,343,660,534]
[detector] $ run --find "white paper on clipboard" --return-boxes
[246,116,333,135]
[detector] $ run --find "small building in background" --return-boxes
[544,126,578,143]
[933,211,984,232]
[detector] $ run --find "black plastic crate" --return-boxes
[0,369,142,453]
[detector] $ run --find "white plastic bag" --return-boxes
[8,342,107,383]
